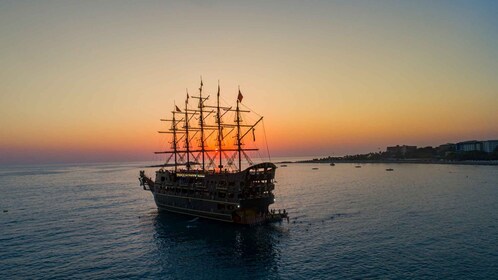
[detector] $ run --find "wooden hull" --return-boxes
[152,192,283,225]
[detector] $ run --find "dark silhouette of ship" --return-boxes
[139,80,288,225]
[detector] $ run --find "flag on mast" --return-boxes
[238,87,243,102]
[217,81,220,97]
[175,105,182,112]
[186,89,189,103]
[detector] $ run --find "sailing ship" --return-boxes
[139,80,288,225]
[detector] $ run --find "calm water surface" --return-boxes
[1,162,497,279]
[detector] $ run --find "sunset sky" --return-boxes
[1,1,497,164]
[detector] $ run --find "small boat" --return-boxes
[386,168,394,171]
[330,163,335,166]
[312,167,319,170]
[280,164,288,167]
[355,166,361,168]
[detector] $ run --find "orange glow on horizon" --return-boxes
[1,2,497,164]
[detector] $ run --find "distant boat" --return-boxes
[312,167,319,170]
[280,164,288,167]
[330,163,335,166]
[355,166,362,168]
[386,168,394,171]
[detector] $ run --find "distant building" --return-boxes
[456,141,482,152]
[386,145,417,156]
[437,143,455,156]
[482,140,498,153]
[438,143,455,152]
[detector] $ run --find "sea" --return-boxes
[1,160,497,279]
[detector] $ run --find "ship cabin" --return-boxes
[153,162,276,207]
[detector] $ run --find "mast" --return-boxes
[217,81,223,170]
[172,111,178,172]
[198,78,205,171]
[236,87,242,171]
[184,93,190,171]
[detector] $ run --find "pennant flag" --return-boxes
[200,78,203,87]
[175,105,182,112]
[186,89,189,103]
[217,82,220,97]
[238,89,243,102]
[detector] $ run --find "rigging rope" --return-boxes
[240,102,262,118]
[262,120,271,162]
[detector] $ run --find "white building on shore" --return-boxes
[456,140,498,153]
[483,140,498,153]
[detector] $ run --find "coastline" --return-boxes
[279,159,498,166]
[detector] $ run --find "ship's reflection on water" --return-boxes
[150,210,286,278]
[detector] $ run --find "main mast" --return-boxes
[236,87,242,171]
[217,82,223,170]
[198,79,206,171]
